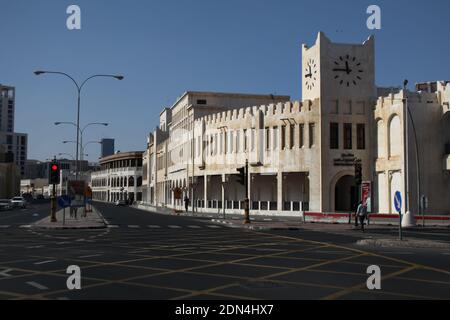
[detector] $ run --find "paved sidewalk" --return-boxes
[210,218,450,248]
[32,206,106,229]
[356,238,450,249]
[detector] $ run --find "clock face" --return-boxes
[304,58,318,90]
[332,55,364,87]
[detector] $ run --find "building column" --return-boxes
[221,174,226,215]
[204,174,208,209]
[277,171,283,212]
[248,172,252,210]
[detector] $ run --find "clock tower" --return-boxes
[301,32,377,213]
[302,32,376,102]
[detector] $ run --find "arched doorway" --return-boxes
[335,175,357,212]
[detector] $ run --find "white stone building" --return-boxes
[91,151,144,203]
[140,32,450,216]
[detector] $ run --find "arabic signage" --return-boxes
[361,181,372,213]
[333,153,359,167]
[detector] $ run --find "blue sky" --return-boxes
[1,0,449,162]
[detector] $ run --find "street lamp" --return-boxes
[55,121,108,160]
[58,152,88,160]
[35,70,123,180]
[403,79,422,229]
[63,140,101,161]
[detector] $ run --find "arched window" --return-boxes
[137,176,142,187]
[389,115,402,157]
[129,176,135,187]
[376,119,384,159]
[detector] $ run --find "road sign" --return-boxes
[57,195,71,208]
[394,191,402,213]
[361,181,372,213]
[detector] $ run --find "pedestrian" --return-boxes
[355,201,362,227]
[358,202,368,232]
[184,195,189,213]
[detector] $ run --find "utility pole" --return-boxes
[400,79,410,240]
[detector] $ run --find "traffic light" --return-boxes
[354,162,362,186]
[49,161,60,185]
[237,166,246,186]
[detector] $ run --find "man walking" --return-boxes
[184,195,189,213]
[357,202,368,232]
[354,201,362,227]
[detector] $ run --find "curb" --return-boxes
[30,206,107,230]
[93,206,109,227]
[30,225,106,230]
[356,238,450,249]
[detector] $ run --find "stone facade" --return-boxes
[91,151,144,203]
[138,32,450,216]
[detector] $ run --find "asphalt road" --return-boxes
[0,202,449,300]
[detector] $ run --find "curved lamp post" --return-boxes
[58,152,88,160]
[35,70,123,180]
[55,121,108,160]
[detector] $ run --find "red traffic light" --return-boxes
[51,164,59,171]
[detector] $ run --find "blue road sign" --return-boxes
[57,195,71,208]
[394,191,402,213]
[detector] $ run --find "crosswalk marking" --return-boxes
[0,269,13,277]
[79,254,102,258]
[27,245,44,249]
[0,225,10,228]
[27,281,48,290]
[104,224,229,229]
[34,260,56,265]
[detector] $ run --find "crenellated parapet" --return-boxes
[196,99,319,129]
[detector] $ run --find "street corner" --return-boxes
[30,207,107,230]
[356,238,450,250]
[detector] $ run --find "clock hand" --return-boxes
[345,61,352,74]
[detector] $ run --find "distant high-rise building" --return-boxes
[101,138,115,158]
[0,84,28,176]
